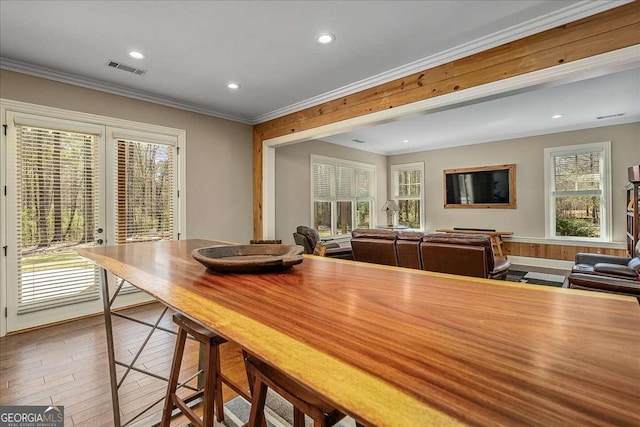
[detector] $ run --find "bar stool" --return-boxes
[160,313,237,427]
[243,351,364,427]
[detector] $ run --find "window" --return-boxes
[311,155,375,237]
[114,138,176,244]
[391,162,425,230]
[544,142,611,241]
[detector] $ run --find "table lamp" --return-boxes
[381,200,400,227]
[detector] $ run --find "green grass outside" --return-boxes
[22,252,90,272]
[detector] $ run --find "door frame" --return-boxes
[0,99,187,336]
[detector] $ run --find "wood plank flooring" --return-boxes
[0,302,249,426]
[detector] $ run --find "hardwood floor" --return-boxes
[0,302,249,426]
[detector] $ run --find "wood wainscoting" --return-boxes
[503,240,627,261]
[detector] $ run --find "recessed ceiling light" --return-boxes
[551,114,564,119]
[402,139,409,143]
[316,33,335,44]
[227,82,241,89]
[128,50,145,60]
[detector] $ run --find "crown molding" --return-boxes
[0,57,254,124]
[253,0,633,124]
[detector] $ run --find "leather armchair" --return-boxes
[350,229,398,266]
[567,241,640,298]
[292,226,353,260]
[420,233,511,280]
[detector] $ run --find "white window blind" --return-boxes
[114,139,176,244]
[311,156,375,236]
[15,125,101,314]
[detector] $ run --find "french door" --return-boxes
[4,111,178,332]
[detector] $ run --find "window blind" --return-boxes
[114,139,175,244]
[312,156,375,236]
[15,125,101,314]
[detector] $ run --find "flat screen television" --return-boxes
[443,164,516,208]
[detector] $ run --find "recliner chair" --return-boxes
[567,241,640,298]
[420,233,511,280]
[292,226,353,260]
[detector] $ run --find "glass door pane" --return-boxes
[6,114,105,332]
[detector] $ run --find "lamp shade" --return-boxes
[381,200,400,212]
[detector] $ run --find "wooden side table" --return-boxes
[435,228,513,259]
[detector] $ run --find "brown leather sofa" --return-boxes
[292,226,353,260]
[420,233,511,280]
[350,229,398,266]
[396,231,424,269]
[567,241,640,298]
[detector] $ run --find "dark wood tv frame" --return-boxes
[443,164,517,209]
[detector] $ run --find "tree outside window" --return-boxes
[545,142,611,241]
[391,163,425,230]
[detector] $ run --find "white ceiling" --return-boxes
[1,1,636,155]
[0,0,628,125]
[322,67,640,155]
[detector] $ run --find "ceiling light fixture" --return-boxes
[551,114,564,119]
[403,139,409,143]
[227,82,241,89]
[128,50,145,60]
[316,33,335,44]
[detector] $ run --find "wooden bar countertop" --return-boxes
[78,239,640,427]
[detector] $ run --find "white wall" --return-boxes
[0,70,254,243]
[275,139,388,244]
[389,123,640,242]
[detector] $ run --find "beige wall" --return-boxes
[0,70,254,242]
[275,139,387,244]
[389,123,640,242]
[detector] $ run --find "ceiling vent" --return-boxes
[107,60,146,76]
[596,113,624,120]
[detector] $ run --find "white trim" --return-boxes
[544,141,612,242]
[0,99,187,137]
[252,1,632,123]
[0,58,253,124]
[263,145,276,239]
[1,105,8,336]
[10,111,105,135]
[111,128,178,146]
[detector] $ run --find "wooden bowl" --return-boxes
[192,244,304,273]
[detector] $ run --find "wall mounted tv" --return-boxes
[443,164,516,209]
